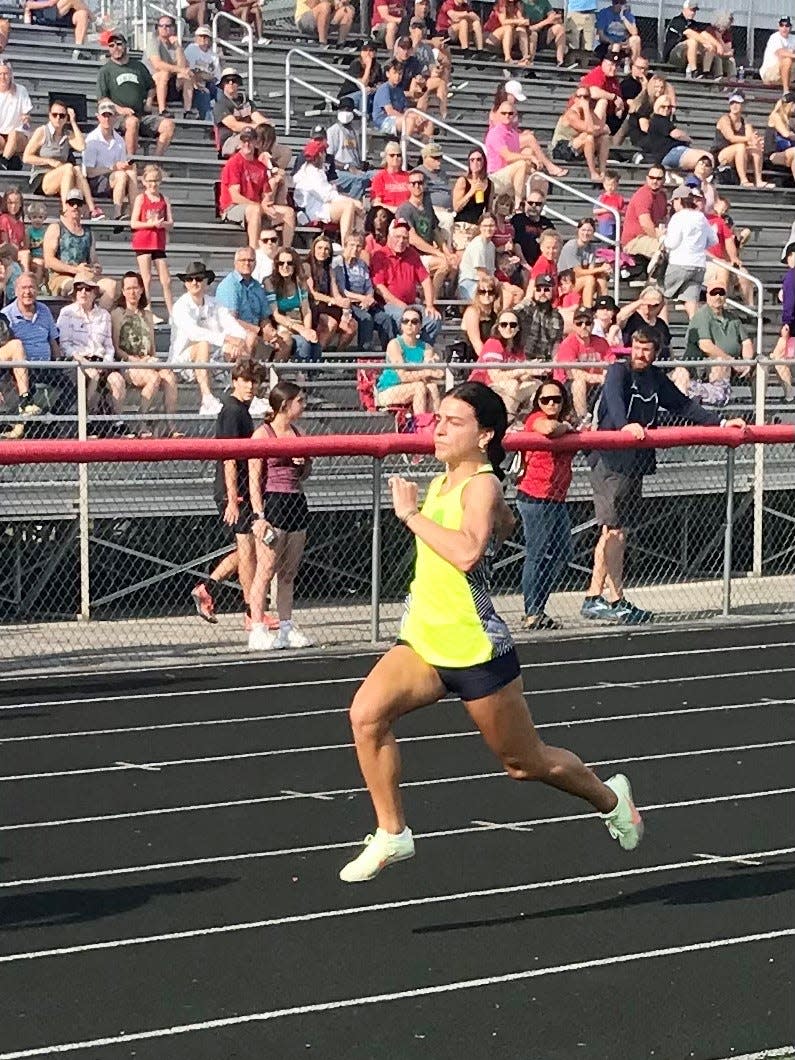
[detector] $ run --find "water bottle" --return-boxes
[738,66,745,81]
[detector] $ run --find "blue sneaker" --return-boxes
[611,598,654,625]
[580,595,622,621]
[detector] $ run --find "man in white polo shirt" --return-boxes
[760,16,795,92]
[82,99,138,220]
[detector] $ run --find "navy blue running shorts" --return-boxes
[400,642,521,701]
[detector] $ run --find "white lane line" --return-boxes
[1,845,791,966]
[1,929,792,1058]
[471,819,535,833]
[2,695,791,746]
[2,733,792,785]
[694,852,764,867]
[279,789,334,802]
[114,761,161,773]
[1,646,793,713]
[1,787,791,891]
[709,1049,795,1060]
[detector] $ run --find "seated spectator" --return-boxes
[591,293,623,345]
[146,14,196,119]
[621,165,667,261]
[617,285,670,357]
[0,241,21,301]
[490,81,566,180]
[43,190,116,306]
[492,192,530,291]
[557,218,610,307]
[706,11,736,78]
[371,141,411,209]
[253,225,280,283]
[436,0,485,51]
[458,212,498,300]
[527,229,561,299]
[97,33,175,158]
[0,62,31,170]
[621,72,676,151]
[556,268,581,330]
[469,310,541,420]
[23,102,102,217]
[682,284,753,404]
[296,0,354,45]
[579,48,625,137]
[0,264,40,430]
[216,245,287,364]
[525,0,567,67]
[594,0,641,63]
[515,273,564,362]
[593,170,625,241]
[372,60,432,139]
[416,142,455,242]
[226,0,265,43]
[219,128,296,250]
[685,155,716,212]
[704,195,754,307]
[325,100,370,202]
[760,16,795,93]
[334,232,377,348]
[371,217,442,345]
[485,98,541,211]
[363,204,394,260]
[553,306,612,418]
[83,100,138,221]
[254,123,292,202]
[484,0,531,64]
[461,275,500,358]
[511,193,554,266]
[23,0,89,58]
[663,0,718,79]
[551,87,610,183]
[372,0,407,54]
[271,248,322,363]
[0,187,30,272]
[182,25,222,121]
[58,278,126,419]
[402,0,434,35]
[402,24,450,119]
[396,169,457,300]
[2,272,73,434]
[452,148,494,249]
[170,260,251,414]
[293,139,362,244]
[565,0,596,52]
[305,234,357,351]
[764,94,795,182]
[213,68,270,159]
[663,185,716,319]
[771,238,795,403]
[376,309,442,412]
[713,93,768,189]
[342,40,384,110]
[111,270,179,435]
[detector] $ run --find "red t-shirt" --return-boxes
[0,212,25,249]
[468,336,526,384]
[516,410,573,502]
[371,168,411,209]
[436,0,469,31]
[622,185,668,246]
[595,192,626,222]
[552,331,612,384]
[707,213,732,261]
[371,0,404,28]
[219,151,269,213]
[370,244,428,304]
[580,66,621,111]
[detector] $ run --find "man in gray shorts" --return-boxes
[295,0,354,45]
[96,32,175,157]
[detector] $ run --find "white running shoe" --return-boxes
[247,625,277,651]
[199,394,223,417]
[274,622,314,649]
[601,774,644,850]
[339,827,415,883]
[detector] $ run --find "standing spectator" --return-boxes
[83,99,138,221]
[216,245,284,368]
[662,185,716,319]
[296,0,354,45]
[593,170,625,240]
[376,310,443,412]
[484,0,531,65]
[760,16,795,93]
[326,100,370,202]
[371,141,411,209]
[594,0,641,64]
[146,13,196,119]
[452,148,494,248]
[191,359,260,625]
[111,271,179,435]
[372,0,406,51]
[23,0,89,59]
[621,165,667,261]
[371,217,442,345]
[169,260,248,415]
[580,48,625,137]
[0,187,30,271]
[516,272,564,361]
[58,279,127,419]
[248,381,314,651]
[581,328,746,624]
[565,0,597,52]
[525,0,567,67]
[764,94,795,182]
[213,68,270,158]
[97,34,175,158]
[557,218,610,306]
[469,309,540,419]
[516,379,576,630]
[682,285,754,403]
[343,39,384,110]
[713,93,769,189]
[43,190,116,305]
[24,200,47,288]
[372,60,431,139]
[528,229,561,299]
[130,164,174,320]
[553,305,612,417]
[293,139,362,244]
[511,193,555,265]
[182,25,222,121]
[305,234,358,351]
[334,232,377,348]
[396,169,457,301]
[770,237,795,402]
[437,0,485,51]
[617,285,671,357]
[23,101,102,217]
[0,62,31,170]
[219,128,296,250]
[663,0,717,80]
[271,247,322,364]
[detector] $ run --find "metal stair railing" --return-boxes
[212,10,254,101]
[285,48,368,160]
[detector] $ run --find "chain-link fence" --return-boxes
[0,356,793,673]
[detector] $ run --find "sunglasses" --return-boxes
[50,111,67,119]
[409,179,425,186]
[574,319,592,327]
[535,285,552,292]
[498,320,519,329]
[402,316,421,324]
[386,152,401,157]
[499,109,516,116]
[278,260,295,267]
[648,174,664,181]
[708,288,727,296]
[539,394,563,405]
[185,277,204,284]
[260,236,278,243]
[478,289,496,296]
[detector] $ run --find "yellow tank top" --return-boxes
[399,466,514,669]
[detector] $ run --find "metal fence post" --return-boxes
[722,446,735,617]
[76,365,90,621]
[752,360,766,575]
[370,457,382,643]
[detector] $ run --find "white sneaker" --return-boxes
[249,395,269,417]
[339,827,415,883]
[199,394,223,416]
[601,774,644,851]
[247,625,277,651]
[274,622,314,649]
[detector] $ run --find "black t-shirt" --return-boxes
[398,55,424,90]
[621,312,671,359]
[213,394,254,503]
[663,14,705,60]
[344,57,385,95]
[511,211,556,265]
[644,114,678,163]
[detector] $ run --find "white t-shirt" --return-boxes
[459,235,496,283]
[253,248,274,284]
[0,84,32,135]
[663,208,718,268]
[183,42,222,81]
[169,292,246,360]
[760,31,795,78]
[82,126,128,173]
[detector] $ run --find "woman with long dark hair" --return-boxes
[305,233,357,350]
[339,380,643,883]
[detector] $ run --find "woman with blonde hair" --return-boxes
[0,61,30,168]
[764,95,795,181]
[550,88,610,183]
[713,93,769,188]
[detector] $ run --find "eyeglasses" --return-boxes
[708,288,727,296]
[402,316,421,324]
[527,200,544,206]
[539,394,563,405]
[50,111,67,119]
[498,320,519,329]
[535,285,552,292]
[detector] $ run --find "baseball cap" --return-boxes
[728,91,745,104]
[504,78,527,103]
[389,218,411,233]
[338,97,355,113]
[107,31,127,44]
[780,238,795,263]
[310,123,327,140]
[594,294,618,310]
[421,142,443,158]
[303,139,326,161]
[780,16,792,26]
[65,188,85,204]
[682,0,698,9]
[97,98,116,115]
[195,24,211,36]
[671,185,694,201]
[534,273,554,287]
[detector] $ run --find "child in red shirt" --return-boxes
[593,170,625,242]
[130,164,174,319]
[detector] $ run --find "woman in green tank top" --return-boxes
[339,381,644,883]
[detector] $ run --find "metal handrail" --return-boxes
[137,0,182,50]
[399,110,485,171]
[212,11,254,101]
[285,49,368,161]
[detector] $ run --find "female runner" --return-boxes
[340,381,643,883]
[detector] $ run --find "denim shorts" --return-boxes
[661,144,689,168]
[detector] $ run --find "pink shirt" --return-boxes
[484,123,518,174]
